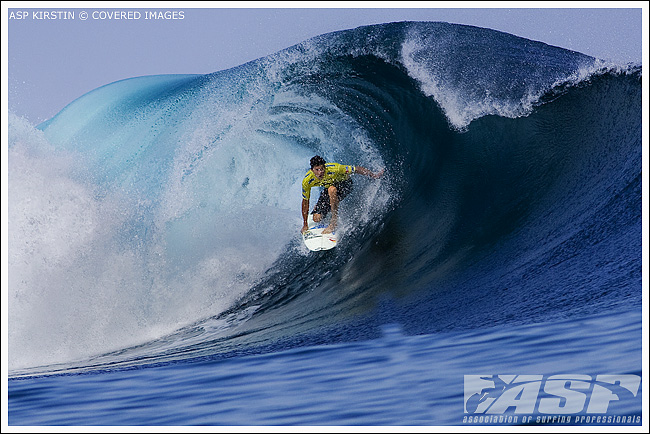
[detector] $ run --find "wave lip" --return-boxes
[266,21,603,130]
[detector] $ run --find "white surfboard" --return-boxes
[303,215,339,251]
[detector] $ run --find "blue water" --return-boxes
[8,22,643,426]
[7,311,643,425]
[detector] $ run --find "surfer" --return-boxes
[301,155,384,234]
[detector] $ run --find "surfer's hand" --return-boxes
[373,169,385,179]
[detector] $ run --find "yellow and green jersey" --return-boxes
[301,163,356,201]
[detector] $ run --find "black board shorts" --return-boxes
[312,179,353,217]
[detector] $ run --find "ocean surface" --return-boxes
[7,22,643,426]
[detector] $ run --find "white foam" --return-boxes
[7,114,294,370]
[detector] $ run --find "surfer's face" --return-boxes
[312,165,325,179]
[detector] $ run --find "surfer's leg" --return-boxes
[323,185,339,234]
[312,188,332,222]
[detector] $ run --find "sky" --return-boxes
[2,2,647,124]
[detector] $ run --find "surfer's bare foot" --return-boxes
[323,214,337,234]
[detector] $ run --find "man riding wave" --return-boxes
[301,155,384,234]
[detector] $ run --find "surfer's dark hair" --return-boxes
[310,155,326,168]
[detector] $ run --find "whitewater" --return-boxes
[8,22,643,426]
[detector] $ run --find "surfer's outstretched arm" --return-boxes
[355,166,384,179]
